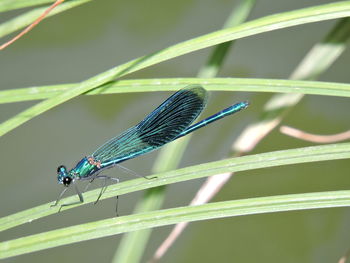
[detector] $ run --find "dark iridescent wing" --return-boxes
[92,85,208,167]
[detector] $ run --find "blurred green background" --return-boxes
[0,0,349,262]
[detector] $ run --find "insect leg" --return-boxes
[93,175,120,215]
[93,175,120,204]
[56,183,84,212]
[51,187,68,207]
[115,163,157,180]
[83,177,96,192]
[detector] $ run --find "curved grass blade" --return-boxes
[0,0,65,50]
[1,190,350,259]
[1,78,350,104]
[0,0,61,12]
[0,0,89,39]
[0,142,349,233]
[1,1,350,137]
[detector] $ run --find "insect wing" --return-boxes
[93,85,208,166]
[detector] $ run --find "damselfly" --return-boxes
[53,85,249,208]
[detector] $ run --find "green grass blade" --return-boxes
[1,190,350,259]
[1,78,349,104]
[0,142,349,233]
[0,0,59,12]
[1,1,349,137]
[0,0,90,38]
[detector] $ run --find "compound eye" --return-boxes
[63,177,72,186]
[57,165,67,174]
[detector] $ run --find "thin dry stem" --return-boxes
[280,126,350,143]
[0,0,64,50]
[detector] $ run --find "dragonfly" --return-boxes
[52,85,249,209]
